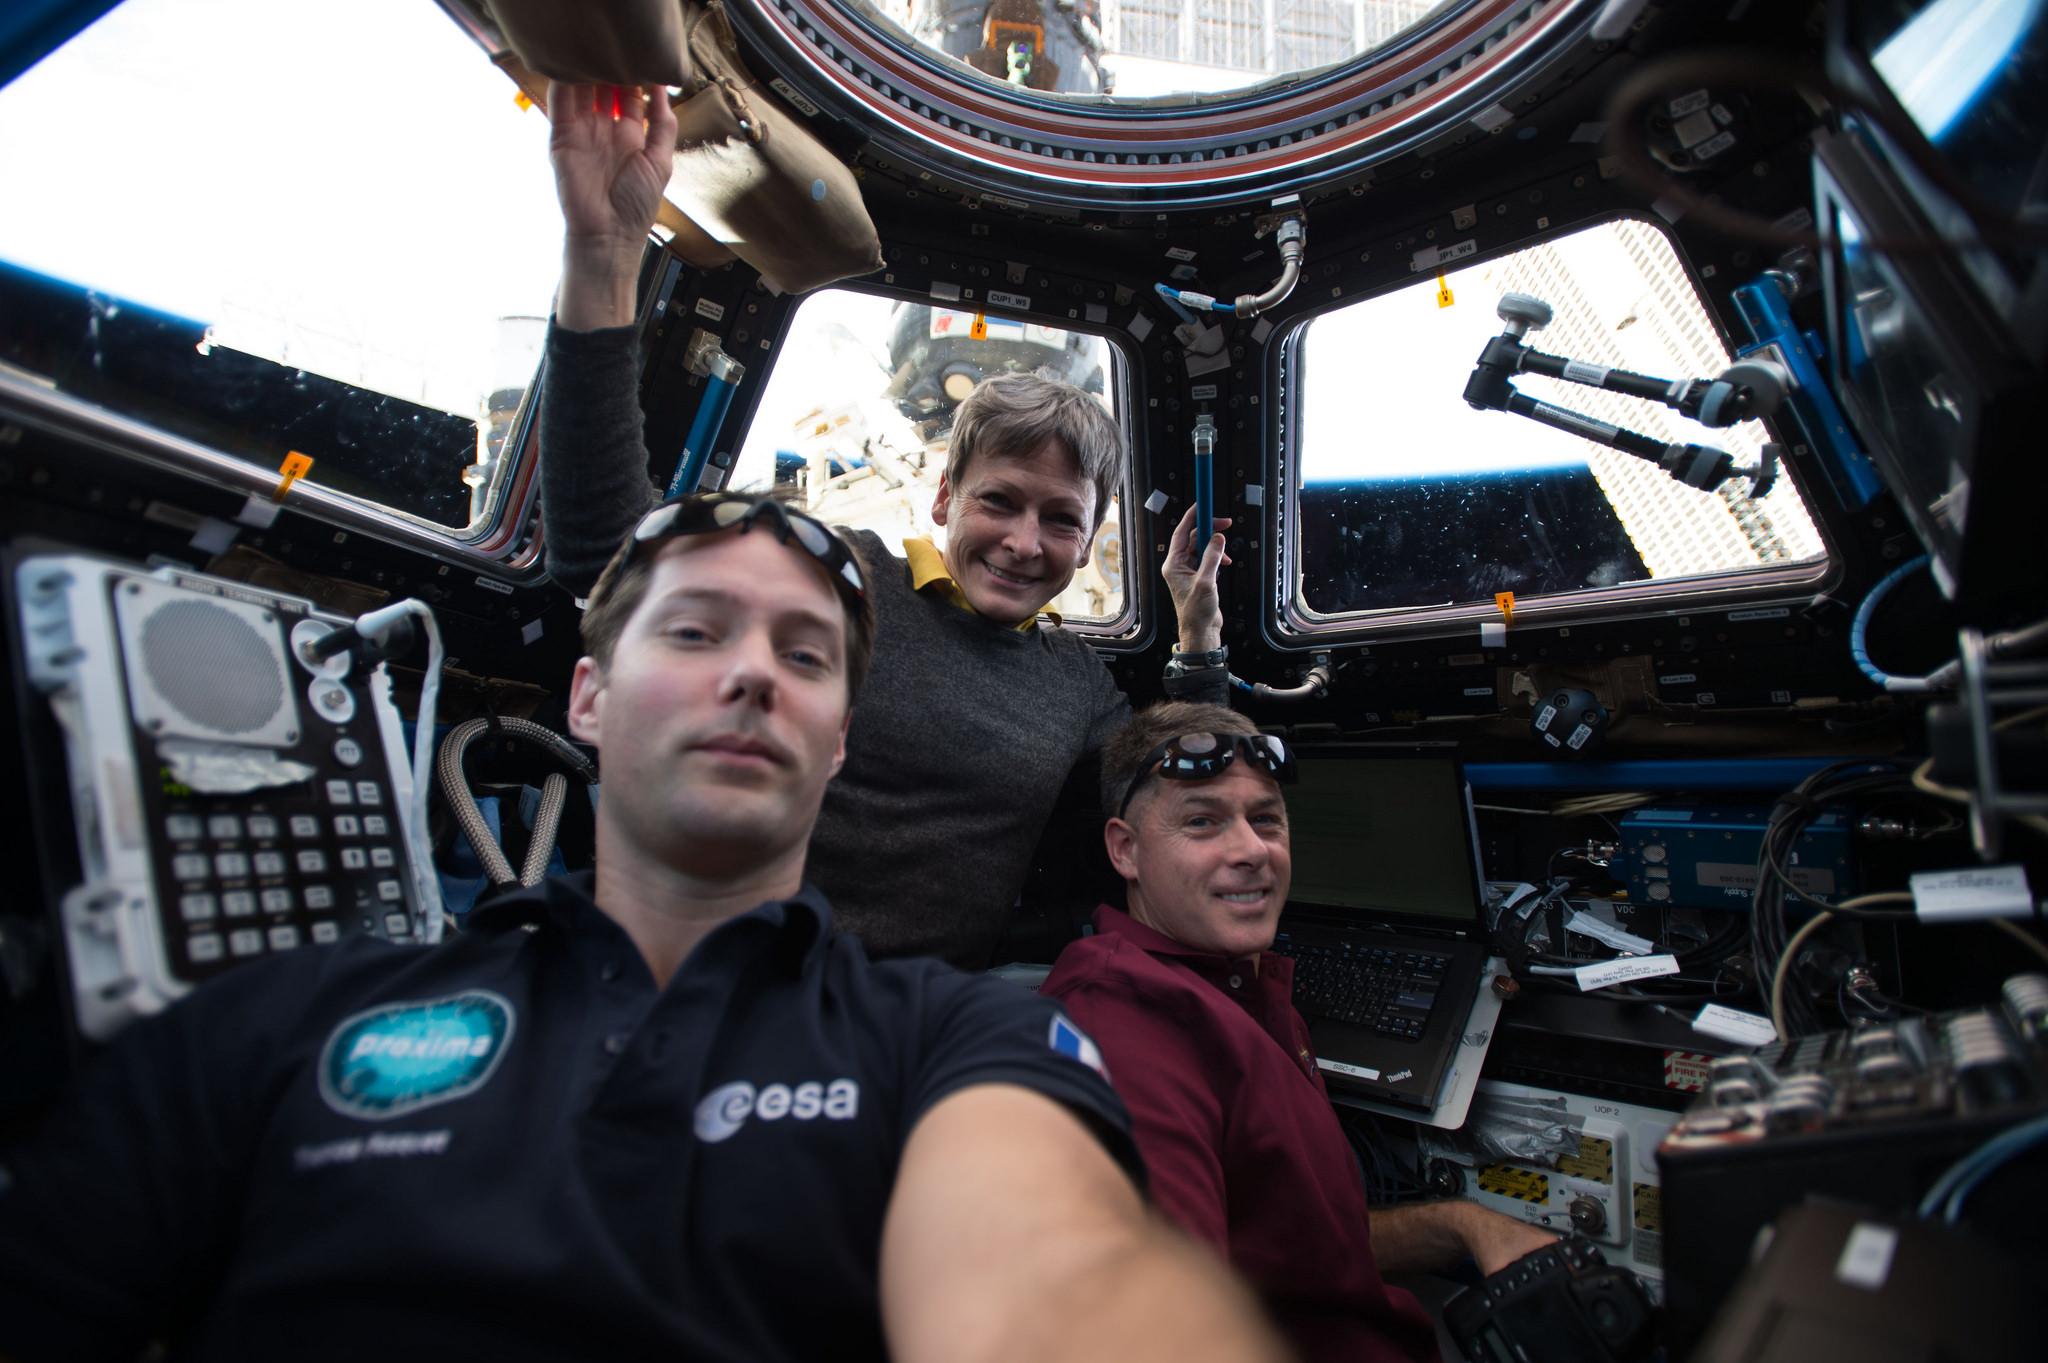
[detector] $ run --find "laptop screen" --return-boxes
[1283,748,1484,928]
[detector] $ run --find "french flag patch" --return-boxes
[1048,1015,1109,1082]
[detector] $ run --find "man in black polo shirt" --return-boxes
[0,495,1281,1363]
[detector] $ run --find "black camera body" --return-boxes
[1443,1236,1658,1363]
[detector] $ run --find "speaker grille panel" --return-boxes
[113,577,301,748]
[139,599,286,735]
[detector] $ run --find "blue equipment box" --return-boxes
[1618,805,1854,911]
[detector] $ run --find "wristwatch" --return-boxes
[1162,646,1228,680]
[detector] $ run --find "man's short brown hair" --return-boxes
[946,369,1126,532]
[1100,701,1265,818]
[578,496,878,700]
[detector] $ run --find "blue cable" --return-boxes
[1916,1112,2048,1223]
[1152,282,1198,327]
[1850,555,1949,693]
[1230,674,1253,693]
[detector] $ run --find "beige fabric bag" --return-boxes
[480,0,883,293]
[476,0,691,88]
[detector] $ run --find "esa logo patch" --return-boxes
[318,990,516,1121]
[1049,1014,1109,1081]
[693,1079,861,1143]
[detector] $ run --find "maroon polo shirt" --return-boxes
[1043,905,1441,1363]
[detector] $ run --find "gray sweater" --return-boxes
[539,321,1218,967]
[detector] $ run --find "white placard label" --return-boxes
[1165,246,1198,261]
[1190,383,1219,400]
[1563,359,1611,386]
[987,289,1030,311]
[767,78,820,117]
[1693,1003,1778,1047]
[1128,312,1154,341]
[1575,954,1679,991]
[1668,89,1711,119]
[1911,865,2035,921]
[693,297,726,322]
[930,281,962,302]
[1143,489,1169,515]
[1836,1222,1899,1291]
[1316,1058,1380,1081]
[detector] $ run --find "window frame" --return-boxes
[724,280,1146,640]
[1261,212,1841,648]
[0,357,551,578]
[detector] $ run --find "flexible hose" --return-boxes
[521,772,569,886]
[1244,662,1334,702]
[436,717,596,889]
[1849,555,1958,693]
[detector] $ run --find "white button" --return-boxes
[289,815,321,839]
[165,814,203,841]
[172,853,211,881]
[188,933,224,962]
[333,815,361,837]
[245,815,279,840]
[212,852,250,879]
[340,848,368,871]
[178,893,217,921]
[296,850,328,875]
[326,780,354,805]
[362,815,389,836]
[253,851,287,877]
[376,880,404,902]
[311,920,340,943]
[384,913,411,935]
[355,781,383,805]
[207,815,242,840]
[222,890,257,917]
[303,885,335,910]
[228,928,264,956]
[370,846,395,868]
[332,737,364,767]
[267,925,300,951]
[1228,975,1243,989]
[260,888,295,913]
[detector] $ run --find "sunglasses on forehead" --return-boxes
[1117,732,1298,819]
[627,495,866,601]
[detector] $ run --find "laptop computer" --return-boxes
[1267,742,1493,1112]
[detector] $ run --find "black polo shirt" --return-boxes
[0,873,1138,1362]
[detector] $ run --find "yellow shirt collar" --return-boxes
[902,536,1059,630]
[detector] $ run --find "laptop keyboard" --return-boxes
[1271,941,1450,1041]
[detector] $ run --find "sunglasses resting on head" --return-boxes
[626,494,866,604]
[1118,732,1298,819]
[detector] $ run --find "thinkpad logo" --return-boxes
[693,1079,860,1143]
[1386,1069,1414,1084]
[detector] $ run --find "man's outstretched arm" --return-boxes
[1368,1200,1559,1279]
[880,1083,1286,1363]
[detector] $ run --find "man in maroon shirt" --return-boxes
[1042,701,1555,1363]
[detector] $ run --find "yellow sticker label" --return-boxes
[1556,1135,1614,1184]
[273,451,314,502]
[1477,1164,1550,1203]
[1436,275,1455,308]
[970,312,988,341]
[1633,1182,1663,1233]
